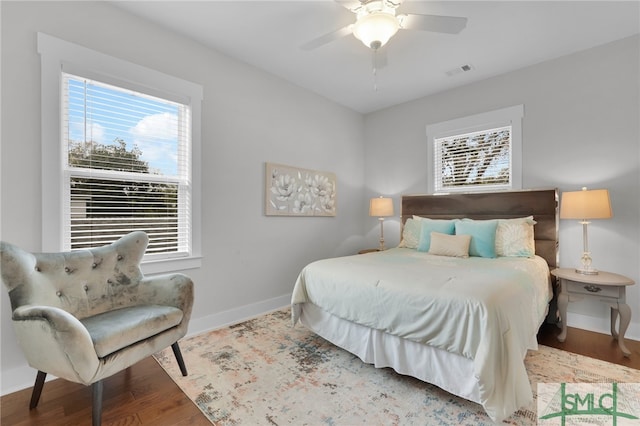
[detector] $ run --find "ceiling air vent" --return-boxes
[446,64,474,77]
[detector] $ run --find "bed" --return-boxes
[291,189,559,422]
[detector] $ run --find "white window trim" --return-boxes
[38,32,202,274]
[426,105,523,194]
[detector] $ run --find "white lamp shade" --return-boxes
[369,197,394,217]
[560,188,612,220]
[353,12,399,49]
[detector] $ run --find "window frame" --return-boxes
[426,105,523,194]
[38,33,202,274]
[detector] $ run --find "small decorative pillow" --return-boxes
[398,218,421,249]
[416,219,456,252]
[428,232,471,258]
[455,219,499,258]
[495,216,536,257]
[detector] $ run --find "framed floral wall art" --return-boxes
[265,162,336,216]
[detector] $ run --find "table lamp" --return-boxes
[369,196,394,251]
[559,187,612,275]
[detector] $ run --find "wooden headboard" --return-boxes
[401,189,559,271]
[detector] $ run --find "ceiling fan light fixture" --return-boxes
[353,12,400,49]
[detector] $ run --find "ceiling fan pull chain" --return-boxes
[372,50,378,92]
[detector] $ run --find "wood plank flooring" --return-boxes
[537,322,640,369]
[2,325,639,425]
[0,357,209,426]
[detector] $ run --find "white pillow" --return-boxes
[428,232,471,258]
[495,216,536,257]
[398,218,421,249]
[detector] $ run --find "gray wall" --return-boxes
[1,1,366,393]
[364,35,640,339]
[2,1,638,395]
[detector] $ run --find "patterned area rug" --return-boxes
[154,309,640,425]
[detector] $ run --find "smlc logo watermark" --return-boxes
[538,382,640,425]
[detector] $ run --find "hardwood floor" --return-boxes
[2,325,639,425]
[537,322,640,369]
[0,357,209,426]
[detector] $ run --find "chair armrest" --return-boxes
[139,273,194,320]
[12,305,99,384]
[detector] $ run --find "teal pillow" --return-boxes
[416,219,456,252]
[455,219,499,258]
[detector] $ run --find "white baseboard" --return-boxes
[566,312,640,341]
[186,293,291,337]
[1,293,292,396]
[1,365,56,396]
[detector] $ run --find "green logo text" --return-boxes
[539,383,639,425]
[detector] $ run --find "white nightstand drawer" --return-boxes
[566,280,621,298]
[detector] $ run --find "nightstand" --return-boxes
[358,248,381,254]
[551,268,635,357]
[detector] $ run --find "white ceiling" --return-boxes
[113,1,640,114]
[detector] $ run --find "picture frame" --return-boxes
[265,162,336,216]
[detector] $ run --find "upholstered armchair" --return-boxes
[0,231,194,426]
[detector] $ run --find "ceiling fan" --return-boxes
[301,0,468,51]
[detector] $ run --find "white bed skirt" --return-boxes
[297,302,481,405]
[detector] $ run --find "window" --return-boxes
[434,125,512,192]
[426,105,523,194]
[39,33,202,273]
[63,73,190,258]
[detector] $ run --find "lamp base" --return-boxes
[575,267,599,275]
[378,218,386,251]
[576,250,598,275]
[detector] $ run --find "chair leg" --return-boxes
[92,380,103,426]
[29,370,47,409]
[171,342,188,376]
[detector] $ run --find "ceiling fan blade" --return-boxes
[335,0,364,13]
[398,13,467,34]
[300,24,354,51]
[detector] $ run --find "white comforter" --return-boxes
[291,248,551,422]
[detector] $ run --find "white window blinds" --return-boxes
[62,72,192,257]
[434,125,512,193]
